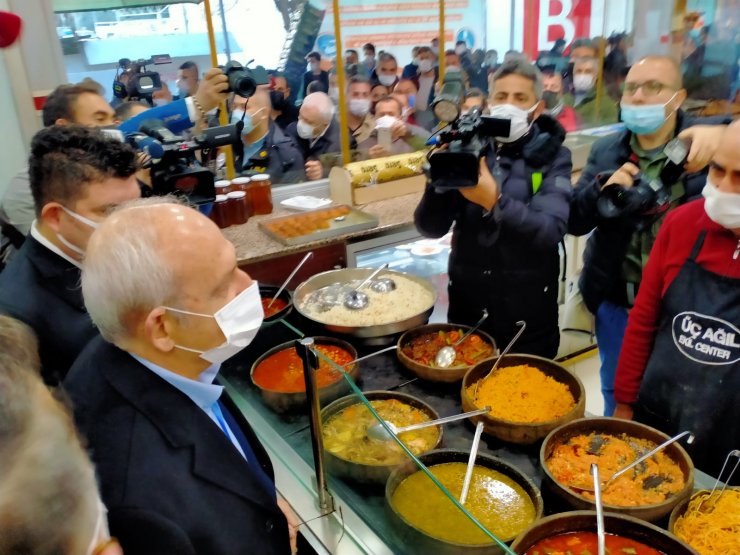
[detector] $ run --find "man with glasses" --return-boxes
[0,126,140,385]
[569,56,729,416]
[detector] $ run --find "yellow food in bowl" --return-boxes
[467,364,576,423]
[673,489,740,554]
[323,399,439,466]
[391,462,537,544]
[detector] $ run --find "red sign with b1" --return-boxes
[522,0,592,59]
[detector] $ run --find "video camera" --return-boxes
[222,60,270,98]
[596,137,690,229]
[113,54,171,102]
[426,106,511,189]
[132,119,243,205]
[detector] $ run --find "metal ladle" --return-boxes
[344,264,389,310]
[267,251,313,309]
[366,407,491,441]
[370,276,397,293]
[473,320,526,397]
[591,464,606,555]
[434,309,489,368]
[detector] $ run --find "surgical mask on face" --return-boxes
[573,73,595,92]
[349,98,371,116]
[488,102,537,143]
[412,57,420,66]
[703,180,740,229]
[231,109,256,136]
[484,56,497,67]
[167,281,264,364]
[153,97,169,107]
[418,59,434,73]
[542,90,564,115]
[431,46,439,55]
[455,45,467,56]
[57,206,100,257]
[378,74,396,87]
[619,92,677,135]
[375,115,398,129]
[329,87,340,102]
[309,62,320,72]
[364,55,374,65]
[446,65,461,73]
[296,118,318,139]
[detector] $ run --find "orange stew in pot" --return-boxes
[525,531,664,555]
[261,296,289,318]
[402,329,494,368]
[253,345,354,392]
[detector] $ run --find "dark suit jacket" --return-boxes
[285,119,346,178]
[0,235,96,384]
[64,337,291,555]
[241,121,306,185]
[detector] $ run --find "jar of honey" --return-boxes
[215,179,231,196]
[226,191,248,225]
[231,177,250,192]
[247,174,273,215]
[211,194,230,229]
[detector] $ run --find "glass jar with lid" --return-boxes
[246,174,273,215]
[214,179,232,196]
[226,191,248,225]
[210,194,230,228]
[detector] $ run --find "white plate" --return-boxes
[280,196,333,211]
[411,245,444,257]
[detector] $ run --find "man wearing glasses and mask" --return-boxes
[569,56,730,417]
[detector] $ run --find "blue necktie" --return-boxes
[212,399,275,495]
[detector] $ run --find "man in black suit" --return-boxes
[0,126,140,385]
[64,200,296,555]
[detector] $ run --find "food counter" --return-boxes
[220,306,718,555]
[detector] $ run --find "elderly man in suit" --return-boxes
[64,199,297,555]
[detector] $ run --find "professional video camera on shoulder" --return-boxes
[130,119,243,205]
[425,73,511,190]
[112,54,171,103]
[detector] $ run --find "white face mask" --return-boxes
[85,500,111,555]
[296,118,318,139]
[57,206,100,256]
[153,97,169,107]
[418,59,434,73]
[703,180,740,229]
[488,102,538,143]
[375,115,398,129]
[455,45,466,55]
[167,281,264,364]
[329,87,340,102]
[446,65,461,73]
[349,98,371,116]
[573,73,595,92]
[378,74,396,87]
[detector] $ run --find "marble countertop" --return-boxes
[224,191,423,265]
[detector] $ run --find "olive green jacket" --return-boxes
[573,86,618,127]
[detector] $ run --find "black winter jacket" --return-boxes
[242,121,305,184]
[415,115,573,358]
[569,111,730,312]
[285,118,345,178]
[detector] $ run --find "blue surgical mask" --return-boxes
[231,109,256,136]
[620,93,677,135]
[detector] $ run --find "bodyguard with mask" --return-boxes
[415,59,573,358]
[569,56,729,416]
[0,126,140,385]
[571,56,618,127]
[269,74,299,131]
[64,200,298,555]
[541,68,579,132]
[612,121,740,481]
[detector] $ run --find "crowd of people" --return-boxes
[1,13,740,554]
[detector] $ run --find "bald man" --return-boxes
[613,121,740,481]
[286,91,344,180]
[64,200,297,555]
[569,55,731,416]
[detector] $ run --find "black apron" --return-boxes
[635,231,740,482]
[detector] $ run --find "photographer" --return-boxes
[569,55,729,416]
[415,59,573,358]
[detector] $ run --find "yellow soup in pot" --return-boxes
[391,462,537,544]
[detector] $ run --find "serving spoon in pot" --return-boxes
[267,251,313,309]
[344,264,389,310]
[472,320,526,397]
[591,464,607,555]
[434,310,489,368]
[366,407,491,441]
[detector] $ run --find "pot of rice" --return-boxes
[294,268,437,338]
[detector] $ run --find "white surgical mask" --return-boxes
[297,118,318,139]
[85,500,112,555]
[329,86,340,102]
[57,206,100,257]
[573,73,595,92]
[488,102,538,143]
[703,180,740,229]
[153,97,169,107]
[418,59,434,73]
[412,57,420,66]
[375,115,398,129]
[378,74,396,87]
[455,45,466,55]
[446,65,461,73]
[349,98,371,116]
[167,281,264,364]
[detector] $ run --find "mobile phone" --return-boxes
[377,127,392,152]
[664,137,690,166]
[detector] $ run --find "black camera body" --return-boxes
[137,119,243,205]
[114,55,171,102]
[428,108,511,190]
[222,61,270,98]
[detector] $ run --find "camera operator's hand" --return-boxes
[459,158,500,212]
[602,162,640,190]
[305,159,323,181]
[194,68,229,112]
[678,125,725,173]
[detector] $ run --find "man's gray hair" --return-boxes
[82,196,187,345]
[492,59,544,100]
[303,92,335,124]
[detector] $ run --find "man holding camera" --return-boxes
[569,55,729,416]
[415,59,573,358]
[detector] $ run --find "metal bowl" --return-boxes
[385,449,544,554]
[397,323,497,383]
[293,268,437,339]
[460,354,586,445]
[540,417,695,523]
[510,511,699,554]
[259,284,293,325]
[250,336,359,414]
[320,390,443,485]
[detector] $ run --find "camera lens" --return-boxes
[224,62,256,98]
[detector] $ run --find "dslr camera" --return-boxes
[596,137,690,228]
[222,60,270,98]
[113,54,171,102]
